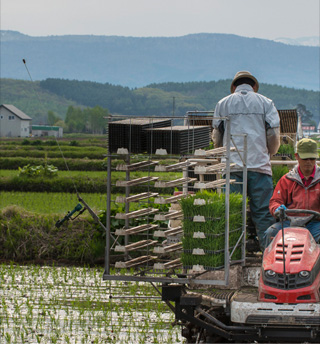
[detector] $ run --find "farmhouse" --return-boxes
[0,104,32,137]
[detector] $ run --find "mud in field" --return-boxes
[0,264,183,343]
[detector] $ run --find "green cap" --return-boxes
[296,138,318,159]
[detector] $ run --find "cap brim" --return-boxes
[298,152,318,159]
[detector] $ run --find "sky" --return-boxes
[1,0,319,40]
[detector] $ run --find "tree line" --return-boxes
[40,78,320,126]
[48,106,109,134]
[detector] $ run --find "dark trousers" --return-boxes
[230,171,275,250]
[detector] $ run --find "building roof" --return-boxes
[1,104,32,120]
[32,125,60,131]
[278,109,297,134]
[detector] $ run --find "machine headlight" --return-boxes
[299,271,310,279]
[265,270,276,278]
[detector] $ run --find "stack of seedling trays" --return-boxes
[145,125,210,154]
[180,190,244,271]
[108,118,172,153]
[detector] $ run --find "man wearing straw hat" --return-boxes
[265,138,320,247]
[213,71,280,250]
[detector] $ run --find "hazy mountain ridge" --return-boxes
[1,31,319,90]
[274,36,319,47]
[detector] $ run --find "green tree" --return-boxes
[64,105,109,133]
[296,103,316,126]
[47,110,61,125]
[89,106,108,134]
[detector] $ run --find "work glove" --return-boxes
[275,204,287,212]
[275,204,287,220]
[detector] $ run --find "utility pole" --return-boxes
[172,96,175,117]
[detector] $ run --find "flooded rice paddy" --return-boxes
[0,264,183,343]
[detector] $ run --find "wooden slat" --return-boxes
[115,224,159,236]
[116,160,159,171]
[115,239,158,252]
[116,176,159,187]
[115,208,159,219]
[153,226,183,238]
[154,177,197,188]
[153,258,182,270]
[154,193,189,204]
[194,178,236,189]
[155,161,197,172]
[194,163,236,174]
[154,242,182,254]
[116,192,159,203]
[154,210,183,221]
[194,147,236,156]
[115,255,157,268]
[164,226,183,237]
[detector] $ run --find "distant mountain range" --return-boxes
[1,30,319,90]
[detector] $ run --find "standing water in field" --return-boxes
[0,264,183,344]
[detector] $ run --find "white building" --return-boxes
[0,104,32,137]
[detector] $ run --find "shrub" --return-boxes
[45,140,58,146]
[21,139,30,145]
[69,140,80,146]
[18,164,58,177]
[31,139,42,146]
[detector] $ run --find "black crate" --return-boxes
[108,118,172,153]
[145,125,210,155]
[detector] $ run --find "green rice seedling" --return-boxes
[180,191,244,269]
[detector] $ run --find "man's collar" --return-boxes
[234,84,254,92]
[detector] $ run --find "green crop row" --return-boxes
[0,145,107,152]
[0,169,181,193]
[0,156,180,171]
[0,157,107,171]
[0,191,108,214]
[0,175,107,193]
[0,149,105,159]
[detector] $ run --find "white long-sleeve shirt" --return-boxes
[213,84,280,175]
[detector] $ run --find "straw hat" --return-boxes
[230,71,259,93]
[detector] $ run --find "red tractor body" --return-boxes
[259,227,320,303]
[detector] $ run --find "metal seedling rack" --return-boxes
[103,114,248,287]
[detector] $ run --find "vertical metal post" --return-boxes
[224,118,231,286]
[242,134,248,265]
[105,152,112,275]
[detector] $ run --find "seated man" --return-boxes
[264,138,320,247]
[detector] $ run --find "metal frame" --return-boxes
[103,114,248,287]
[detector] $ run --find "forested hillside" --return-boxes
[1,78,319,128]
[40,78,320,122]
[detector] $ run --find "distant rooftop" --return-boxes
[1,104,32,120]
[32,125,60,131]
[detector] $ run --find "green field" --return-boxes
[0,191,107,214]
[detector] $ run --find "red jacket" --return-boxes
[269,165,320,217]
